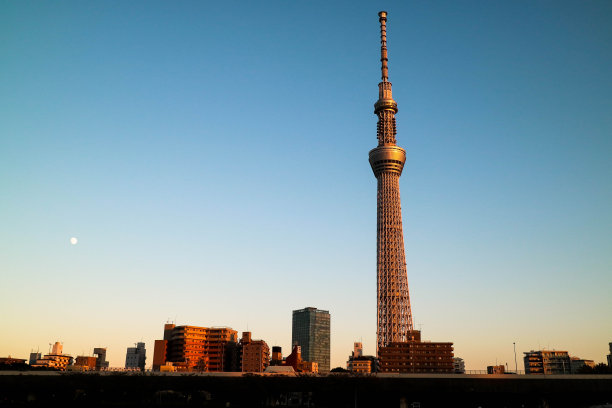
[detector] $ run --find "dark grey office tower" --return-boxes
[125,342,147,371]
[292,307,330,373]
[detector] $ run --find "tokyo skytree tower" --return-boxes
[369,11,414,352]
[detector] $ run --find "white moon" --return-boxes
[70,237,78,245]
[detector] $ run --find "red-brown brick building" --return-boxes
[378,331,454,373]
[240,332,270,373]
[152,323,238,372]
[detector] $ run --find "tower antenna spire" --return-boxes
[379,11,389,82]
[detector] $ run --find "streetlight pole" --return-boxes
[513,342,518,374]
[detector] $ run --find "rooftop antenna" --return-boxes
[379,11,389,82]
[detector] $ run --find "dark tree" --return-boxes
[577,363,612,374]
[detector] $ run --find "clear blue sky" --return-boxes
[1,1,611,370]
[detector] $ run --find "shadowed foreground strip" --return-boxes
[0,372,611,407]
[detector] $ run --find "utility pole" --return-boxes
[513,342,518,374]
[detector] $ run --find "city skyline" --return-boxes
[1,1,611,370]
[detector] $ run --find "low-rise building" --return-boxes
[570,357,596,374]
[298,360,318,373]
[29,352,41,366]
[152,323,238,372]
[31,342,73,371]
[285,345,318,374]
[240,332,270,373]
[453,357,465,374]
[348,358,372,373]
[524,350,570,374]
[94,348,109,370]
[32,354,73,370]
[270,346,283,366]
[378,331,454,373]
[74,356,97,371]
[125,342,146,371]
[264,365,296,375]
[0,357,27,366]
[347,342,377,374]
[487,365,505,374]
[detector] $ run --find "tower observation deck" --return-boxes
[369,11,414,353]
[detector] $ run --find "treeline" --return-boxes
[576,363,612,374]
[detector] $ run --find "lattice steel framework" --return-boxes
[369,11,414,353]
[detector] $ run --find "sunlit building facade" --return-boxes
[152,339,168,371]
[240,332,270,373]
[524,350,571,374]
[270,346,283,366]
[74,356,97,371]
[152,323,238,372]
[378,331,454,373]
[487,365,505,374]
[347,358,372,374]
[32,353,74,371]
[284,345,318,374]
[347,342,378,373]
[30,341,73,371]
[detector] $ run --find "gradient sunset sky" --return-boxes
[1,1,611,370]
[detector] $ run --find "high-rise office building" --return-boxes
[292,307,330,373]
[369,11,414,352]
